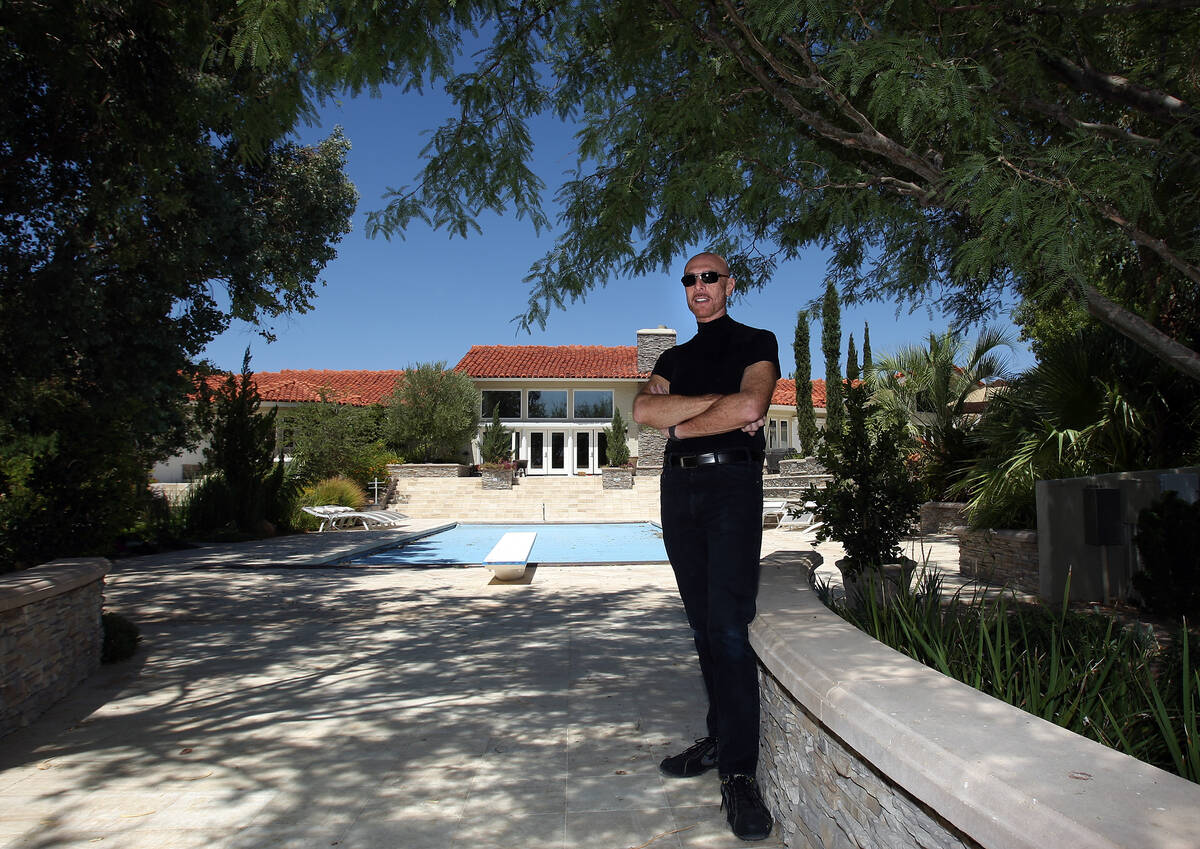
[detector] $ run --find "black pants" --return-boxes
[660,460,763,776]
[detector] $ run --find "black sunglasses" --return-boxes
[681,271,730,287]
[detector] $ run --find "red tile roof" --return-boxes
[247,370,404,406]
[772,378,826,408]
[204,364,823,410]
[455,345,647,379]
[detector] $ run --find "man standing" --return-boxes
[633,252,779,841]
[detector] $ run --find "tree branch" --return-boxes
[1015,94,1161,146]
[1084,284,1200,381]
[1040,52,1198,127]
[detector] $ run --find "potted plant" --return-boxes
[601,408,634,489]
[478,405,515,490]
[805,370,923,604]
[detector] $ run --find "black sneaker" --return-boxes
[658,736,718,778]
[720,774,773,841]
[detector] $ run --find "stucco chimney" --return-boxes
[636,326,676,373]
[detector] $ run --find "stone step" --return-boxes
[387,474,662,523]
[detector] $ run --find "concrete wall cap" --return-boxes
[750,559,1200,849]
[0,557,110,613]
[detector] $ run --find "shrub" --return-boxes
[604,408,630,466]
[806,377,922,576]
[277,399,388,486]
[478,405,513,465]
[193,351,290,536]
[180,473,237,539]
[101,612,140,663]
[386,363,480,462]
[292,476,367,531]
[1133,492,1200,621]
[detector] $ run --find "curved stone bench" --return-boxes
[749,554,1200,849]
[0,558,109,738]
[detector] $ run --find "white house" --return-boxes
[151,329,828,482]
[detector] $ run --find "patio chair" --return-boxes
[762,499,788,528]
[301,505,408,532]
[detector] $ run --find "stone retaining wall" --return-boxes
[387,463,471,478]
[0,558,109,738]
[750,558,1200,849]
[919,501,969,534]
[955,527,1039,593]
[759,668,980,849]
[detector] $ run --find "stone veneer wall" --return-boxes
[0,558,109,738]
[759,668,981,849]
[750,557,1200,849]
[635,327,677,470]
[955,528,1039,593]
[387,463,471,479]
[919,501,969,534]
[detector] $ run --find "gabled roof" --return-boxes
[248,369,403,406]
[455,345,647,379]
[772,378,827,409]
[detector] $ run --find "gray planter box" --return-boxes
[602,467,633,489]
[481,467,514,490]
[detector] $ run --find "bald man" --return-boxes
[633,252,778,841]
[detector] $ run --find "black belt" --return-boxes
[665,448,763,468]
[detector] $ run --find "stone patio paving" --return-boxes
[0,525,964,849]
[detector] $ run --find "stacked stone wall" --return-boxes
[387,463,471,479]
[919,501,969,534]
[759,667,980,849]
[955,528,1039,593]
[635,328,677,470]
[0,559,109,738]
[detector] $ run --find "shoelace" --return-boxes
[680,737,716,759]
[721,775,762,813]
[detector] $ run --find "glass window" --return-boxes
[528,390,567,419]
[481,390,521,419]
[573,390,613,420]
[576,432,590,470]
[768,420,778,448]
[780,419,789,447]
[530,432,544,470]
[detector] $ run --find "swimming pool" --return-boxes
[350,522,669,566]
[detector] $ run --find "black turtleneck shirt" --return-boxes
[650,314,780,455]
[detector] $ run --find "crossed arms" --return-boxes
[631,360,778,439]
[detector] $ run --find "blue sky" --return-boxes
[202,85,1035,380]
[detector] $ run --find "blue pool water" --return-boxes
[351,522,668,566]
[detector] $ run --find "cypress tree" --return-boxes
[846,333,859,382]
[793,310,818,455]
[822,280,844,435]
[604,408,630,466]
[862,323,873,376]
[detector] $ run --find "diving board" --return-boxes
[483,531,537,581]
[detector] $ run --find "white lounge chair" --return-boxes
[301,505,408,532]
[762,500,788,528]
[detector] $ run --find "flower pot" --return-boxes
[835,558,916,608]
[602,467,633,489]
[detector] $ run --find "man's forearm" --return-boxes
[632,392,719,428]
[672,391,767,439]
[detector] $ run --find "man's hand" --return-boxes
[741,416,766,435]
